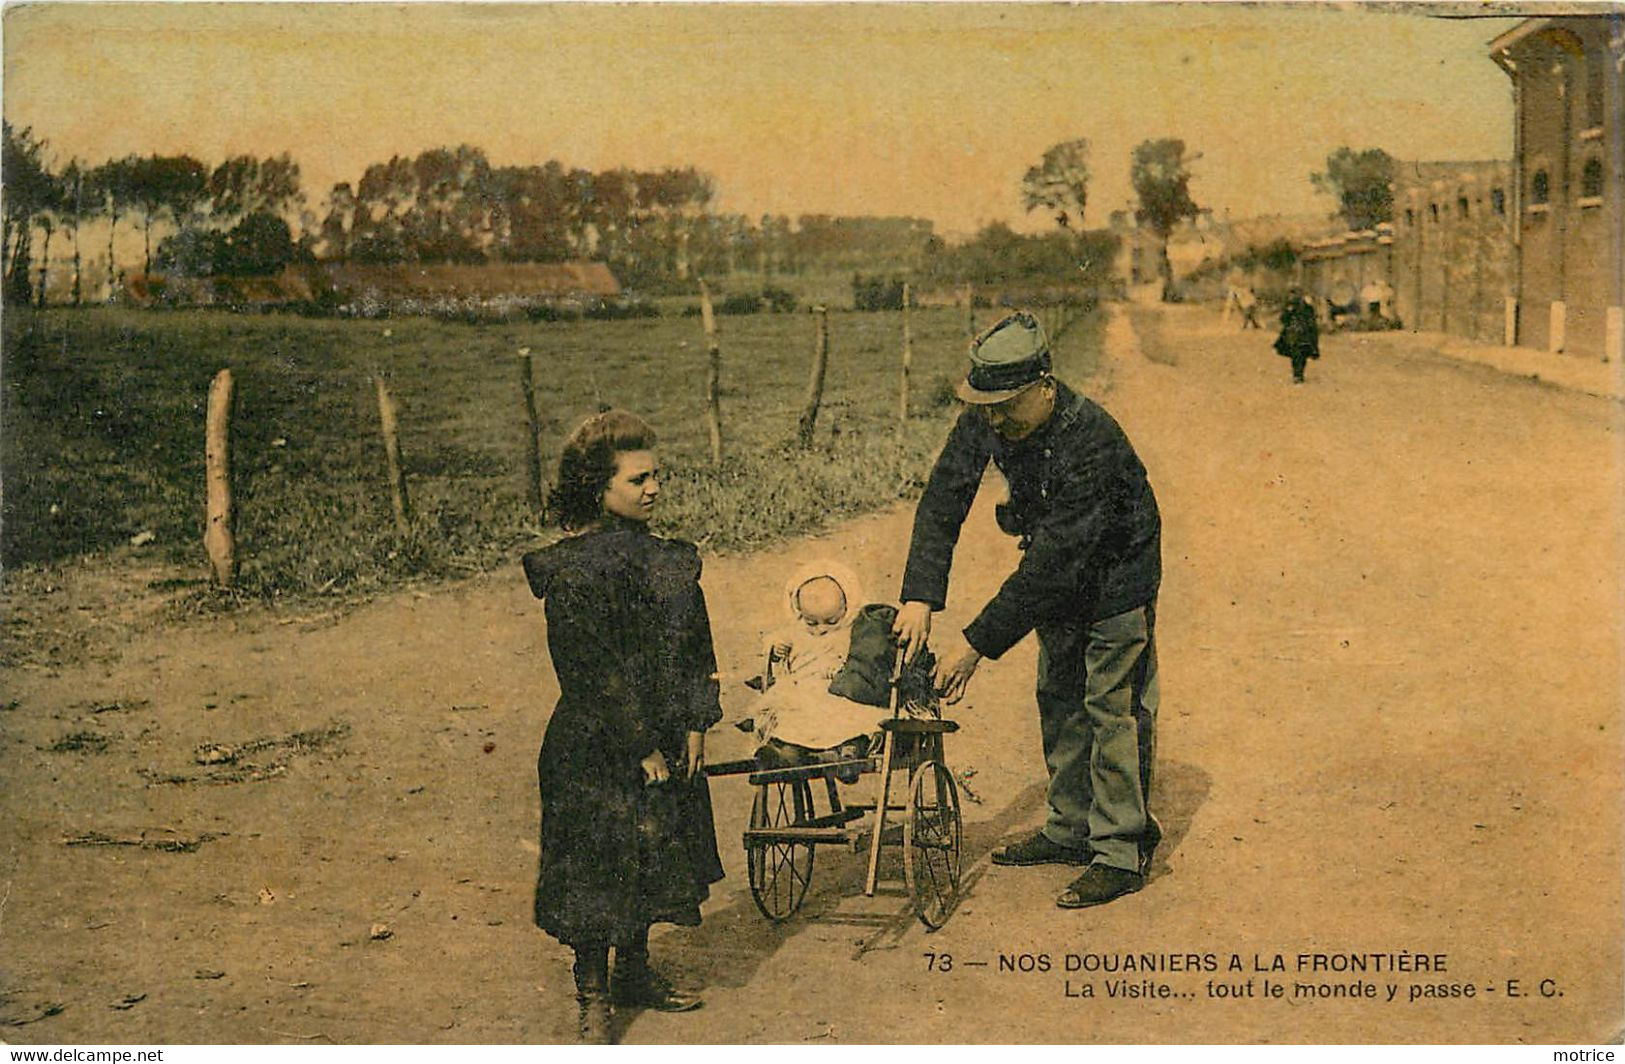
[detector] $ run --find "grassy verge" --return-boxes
[2,303,1102,610]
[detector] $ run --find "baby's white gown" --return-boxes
[752,626,886,751]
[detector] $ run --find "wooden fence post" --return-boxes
[204,368,235,587]
[899,284,913,425]
[964,282,975,340]
[798,305,830,448]
[517,346,545,519]
[373,375,411,534]
[699,281,724,465]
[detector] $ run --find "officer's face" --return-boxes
[982,379,1055,441]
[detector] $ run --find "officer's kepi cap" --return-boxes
[956,310,1053,404]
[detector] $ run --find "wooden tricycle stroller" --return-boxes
[706,648,964,930]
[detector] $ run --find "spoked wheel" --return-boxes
[903,759,962,930]
[747,779,816,922]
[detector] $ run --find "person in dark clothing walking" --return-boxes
[521,410,724,1042]
[1274,286,1320,383]
[893,311,1162,909]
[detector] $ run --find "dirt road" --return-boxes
[3,304,1620,1044]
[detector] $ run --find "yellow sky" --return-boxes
[3,3,1522,235]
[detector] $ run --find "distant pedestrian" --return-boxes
[1274,287,1320,384]
[1237,286,1262,330]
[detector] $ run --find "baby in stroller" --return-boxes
[742,560,937,781]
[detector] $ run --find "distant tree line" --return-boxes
[2,125,948,305]
[21,124,1364,311]
[317,146,937,289]
[320,147,715,280]
[3,121,309,305]
[920,222,1119,290]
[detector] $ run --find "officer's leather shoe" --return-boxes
[1057,864,1144,909]
[991,830,1092,867]
[611,967,702,1013]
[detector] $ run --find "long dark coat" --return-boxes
[521,519,725,947]
[1274,296,1320,361]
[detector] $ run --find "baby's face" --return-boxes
[794,577,847,634]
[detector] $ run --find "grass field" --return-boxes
[1,303,1102,607]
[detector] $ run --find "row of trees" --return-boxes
[920,222,1118,290]
[3,118,1399,308]
[319,148,713,275]
[318,147,939,286]
[3,121,308,305]
[1,126,940,301]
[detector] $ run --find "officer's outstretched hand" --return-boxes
[934,639,983,705]
[894,600,933,664]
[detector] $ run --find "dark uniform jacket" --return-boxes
[901,381,1161,660]
[522,519,725,946]
[1274,296,1320,360]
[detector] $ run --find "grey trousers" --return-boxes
[1035,603,1160,873]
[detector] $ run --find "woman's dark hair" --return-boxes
[548,410,657,530]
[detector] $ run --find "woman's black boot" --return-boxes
[572,946,612,1044]
[612,930,702,1013]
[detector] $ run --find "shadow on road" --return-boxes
[650,776,1053,993]
[1147,757,1210,883]
[637,752,1207,1038]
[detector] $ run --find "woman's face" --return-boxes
[601,449,660,523]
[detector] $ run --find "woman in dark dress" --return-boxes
[1274,286,1321,384]
[521,410,724,1043]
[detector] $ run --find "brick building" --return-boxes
[1491,15,1624,360]
[1389,160,1516,343]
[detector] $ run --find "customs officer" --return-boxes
[893,310,1162,908]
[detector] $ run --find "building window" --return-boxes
[1581,158,1604,199]
[1531,170,1550,205]
[1457,196,1470,219]
[1585,50,1606,130]
[1405,208,1415,227]
[1578,157,1605,208]
[1429,203,1440,223]
[1491,188,1506,215]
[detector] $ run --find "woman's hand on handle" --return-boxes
[685,731,706,779]
[640,749,671,785]
[893,601,933,664]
